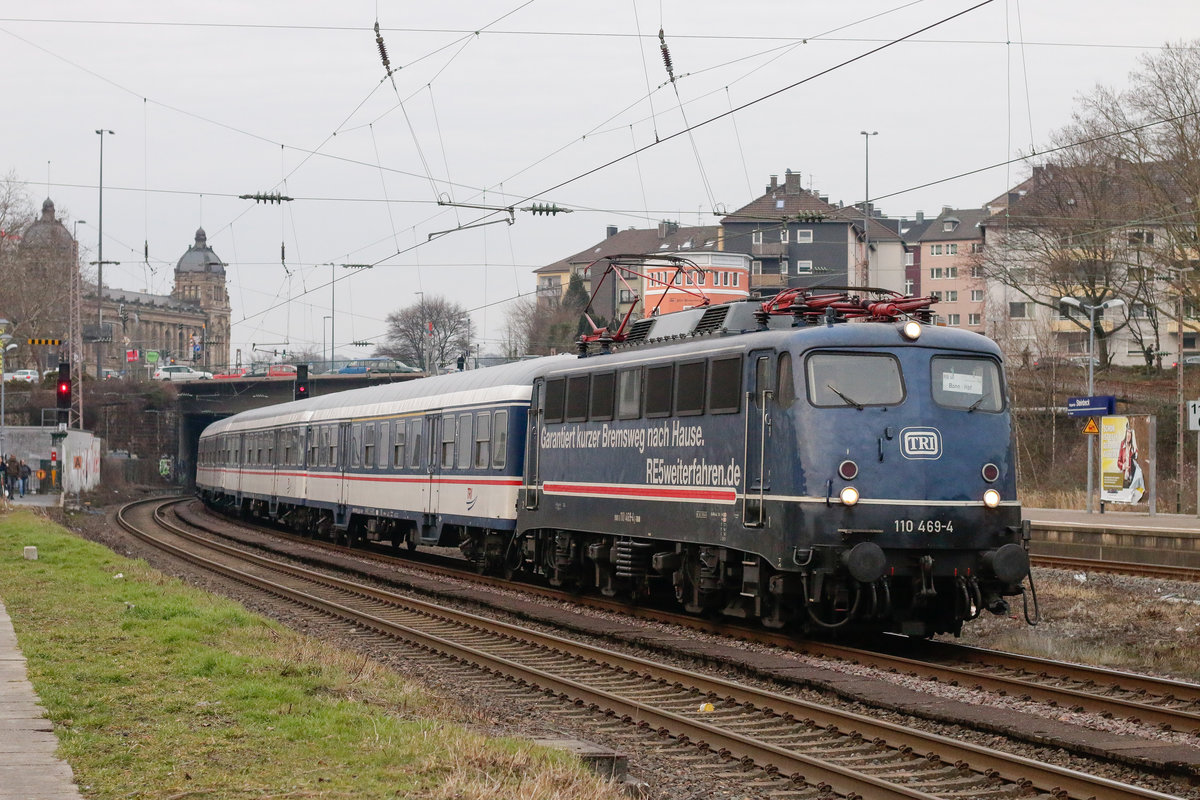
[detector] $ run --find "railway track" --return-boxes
[119,497,1187,800]
[1032,553,1200,583]
[175,499,1200,741]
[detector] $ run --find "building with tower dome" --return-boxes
[7,200,231,376]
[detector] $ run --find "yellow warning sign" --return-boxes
[1082,418,1100,435]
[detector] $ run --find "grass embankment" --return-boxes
[0,510,624,800]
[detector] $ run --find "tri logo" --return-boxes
[900,427,942,460]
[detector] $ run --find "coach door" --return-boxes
[743,350,773,527]
[424,413,443,516]
[235,432,246,496]
[338,421,352,509]
[523,380,543,510]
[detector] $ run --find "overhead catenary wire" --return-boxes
[232,0,1011,332]
[10,4,1189,358]
[3,15,1197,53]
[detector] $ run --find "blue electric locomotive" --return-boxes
[197,291,1035,638]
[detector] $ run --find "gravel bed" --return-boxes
[58,496,1200,799]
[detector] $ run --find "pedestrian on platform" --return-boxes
[18,460,30,497]
[4,455,17,498]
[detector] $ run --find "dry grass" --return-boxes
[0,510,628,800]
[955,568,1200,680]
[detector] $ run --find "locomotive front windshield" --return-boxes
[930,355,1004,412]
[806,352,905,407]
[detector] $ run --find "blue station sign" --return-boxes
[1066,395,1116,417]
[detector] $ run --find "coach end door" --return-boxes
[522,380,543,510]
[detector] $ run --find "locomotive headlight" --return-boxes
[982,489,1001,508]
[900,320,922,341]
[840,486,860,506]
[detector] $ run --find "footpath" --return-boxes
[1,491,84,799]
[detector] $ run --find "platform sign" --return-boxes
[1188,400,1200,432]
[1067,396,1116,417]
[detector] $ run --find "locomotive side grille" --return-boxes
[692,305,730,336]
[624,319,656,343]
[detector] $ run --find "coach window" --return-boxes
[776,353,796,409]
[616,368,641,420]
[675,360,705,416]
[456,414,472,469]
[565,375,590,422]
[931,356,1002,412]
[441,414,456,468]
[492,410,508,468]
[282,432,292,466]
[544,378,566,424]
[363,423,376,468]
[474,412,491,468]
[645,364,673,418]
[327,427,337,467]
[590,372,615,421]
[408,419,422,468]
[351,424,363,468]
[806,352,905,407]
[393,423,406,468]
[708,355,742,413]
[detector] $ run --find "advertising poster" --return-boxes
[1100,415,1148,505]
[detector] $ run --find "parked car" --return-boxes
[1172,355,1200,368]
[5,369,40,384]
[213,367,249,379]
[246,363,298,378]
[153,365,213,381]
[100,368,122,380]
[337,357,420,375]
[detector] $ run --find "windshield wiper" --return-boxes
[967,393,990,413]
[826,384,863,410]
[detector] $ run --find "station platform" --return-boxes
[0,598,84,799]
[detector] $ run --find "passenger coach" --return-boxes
[197,357,569,549]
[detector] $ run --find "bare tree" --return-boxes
[1073,40,1200,358]
[377,295,472,371]
[283,346,323,369]
[500,296,539,359]
[977,143,1140,365]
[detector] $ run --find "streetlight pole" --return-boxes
[322,315,332,369]
[0,320,12,460]
[860,130,877,288]
[95,129,114,381]
[1061,296,1124,513]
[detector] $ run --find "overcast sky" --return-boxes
[1,1,1196,363]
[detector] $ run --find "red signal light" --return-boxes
[56,368,72,411]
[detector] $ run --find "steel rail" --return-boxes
[178,500,1200,734]
[1032,553,1200,583]
[122,498,1183,800]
